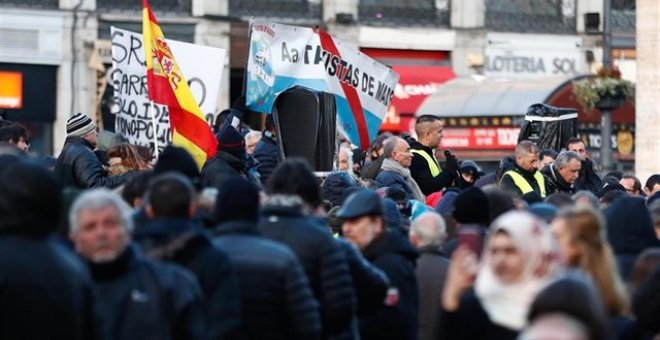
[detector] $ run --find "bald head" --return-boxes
[415,115,444,149]
[409,212,447,248]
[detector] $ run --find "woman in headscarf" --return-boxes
[441,211,559,340]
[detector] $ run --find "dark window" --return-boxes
[358,0,450,27]
[0,0,58,9]
[97,0,191,16]
[485,0,576,34]
[228,0,322,23]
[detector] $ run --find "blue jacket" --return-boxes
[375,170,415,201]
[213,220,322,340]
[88,246,208,340]
[253,132,280,184]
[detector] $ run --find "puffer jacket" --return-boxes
[55,136,134,189]
[89,245,207,340]
[134,218,241,340]
[213,220,322,340]
[253,131,280,184]
[259,203,356,340]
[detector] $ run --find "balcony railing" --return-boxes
[228,0,322,23]
[485,0,576,34]
[1,0,58,9]
[97,0,191,16]
[358,0,450,27]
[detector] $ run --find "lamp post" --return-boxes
[600,0,614,172]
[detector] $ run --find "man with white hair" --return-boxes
[69,189,207,340]
[409,212,450,340]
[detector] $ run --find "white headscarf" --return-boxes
[475,211,559,331]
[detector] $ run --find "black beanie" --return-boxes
[154,146,200,188]
[453,186,490,225]
[216,123,246,159]
[214,175,259,224]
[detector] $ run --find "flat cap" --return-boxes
[336,189,384,219]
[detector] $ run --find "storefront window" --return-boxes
[358,0,450,27]
[485,0,576,34]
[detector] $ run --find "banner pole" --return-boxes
[149,100,160,161]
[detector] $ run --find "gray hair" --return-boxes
[244,130,261,145]
[382,136,402,159]
[555,151,580,169]
[410,212,447,247]
[69,188,134,236]
[572,190,599,210]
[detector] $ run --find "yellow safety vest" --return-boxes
[501,170,547,198]
[411,149,441,177]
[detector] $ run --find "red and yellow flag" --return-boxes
[142,0,217,168]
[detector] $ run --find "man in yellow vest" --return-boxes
[499,140,549,198]
[409,115,460,196]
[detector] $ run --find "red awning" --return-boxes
[391,65,456,115]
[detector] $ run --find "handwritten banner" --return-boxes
[110,27,226,158]
[246,21,399,148]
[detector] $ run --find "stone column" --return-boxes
[635,0,660,183]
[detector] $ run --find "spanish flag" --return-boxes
[142,0,217,168]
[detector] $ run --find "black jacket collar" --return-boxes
[88,245,138,282]
[512,161,538,179]
[64,136,94,150]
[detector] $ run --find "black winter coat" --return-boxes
[0,235,98,340]
[89,245,207,340]
[337,238,390,316]
[409,141,459,196]
[361,155,384,180]
[201,150,244,189]
[444,288,519,340]
[415,246,450,340]
[540,164,576,195]
[213,220,322,340]
[55,136,135,189]
[574,158,603,194]
[359,231,419,340]
[253,132,279,184]
[134,218,241,340]
[259,204,356,339]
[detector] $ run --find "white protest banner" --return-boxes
[246,21,399,149]
[110,26,226,158]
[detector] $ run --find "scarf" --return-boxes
[381,158,426,202]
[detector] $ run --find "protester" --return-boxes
[620,174,643,196]
[538,148,558,169]
[321,171,361,208]
[643,174,660,196]
[55,113,136,188]
[135,173,241,339]
[201,122,251,188]
[338,189,419,340]
[211,176,322,340]
[244,130,261,155]
[409,212,450,340]
[458,159,482,189]
[375,136,425,201]
[442,186,491,257]
[253,115,280,184]
[0,159,98,339]
[572,190,600,210]
[442,211,557,340]
[409,115,460,196]
[500,141,549,198]
[525,277,610,340]
[540,151,581,195]
[0,122,29,153]
[566,138,602,194]
[550,206,630,336]
[259,158,356,339]
[69,189,208,340]
[603,197,660,280]
[338,144,353,172]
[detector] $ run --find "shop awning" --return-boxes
[416,76,575,117]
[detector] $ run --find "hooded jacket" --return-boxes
[201,150,245,188]
[359,231,419,340]
[574,158,603,194]
[134,218,241,340]
[604,197,660,280]
[212,220,322,340]
[259,203,356,340]
[55,136,135,188]
[89,245,207,340]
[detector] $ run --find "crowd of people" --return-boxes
[1,108,660,340]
